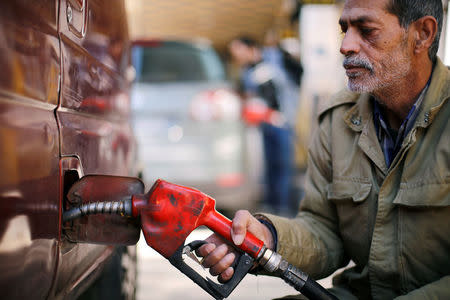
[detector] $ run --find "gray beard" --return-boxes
[345,39,411,94]
[347,57,411,94]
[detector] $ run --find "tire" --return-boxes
[78,246,137,300]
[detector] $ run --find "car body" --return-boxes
[0,0,137,299]
[131,39,262,213]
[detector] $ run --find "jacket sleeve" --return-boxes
[260,111,348,279]
[393,276,450,299]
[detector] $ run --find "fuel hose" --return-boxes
[63,198,132,222]
[259,248,338,300]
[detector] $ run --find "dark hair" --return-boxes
[386,0,444,62]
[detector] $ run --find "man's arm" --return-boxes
[258,112,347,279]
[394,276,450,299]
[198,105,348,281]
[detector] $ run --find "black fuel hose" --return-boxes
[260,248,338,300]
[63,198,132,222]
[300,277,338,300]
[280,263,338,300]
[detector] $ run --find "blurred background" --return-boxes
[125,0,450,215]
[126,0,306,216]
[124,0,449,299]
[124,0,340,216]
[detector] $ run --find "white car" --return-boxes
[131,39,262,213]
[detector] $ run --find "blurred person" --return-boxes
[199,0,450,299]
[264,28,307,212]
[229,36,300,216]
[263,28,303,88]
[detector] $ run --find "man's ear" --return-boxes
[412,16,438,55]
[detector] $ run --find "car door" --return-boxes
[51,0,136,298]
[0,1,61,298]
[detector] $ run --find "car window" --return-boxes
[132,42,226,83]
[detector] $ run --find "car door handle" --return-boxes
[66,0,87,38]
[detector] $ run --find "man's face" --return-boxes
[339,0,414,94]
[229,40,253,67]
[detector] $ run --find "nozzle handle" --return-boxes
[169,240,254,300]
[204,210,265,259]
[133,178,264,260]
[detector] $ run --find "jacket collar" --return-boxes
[415,57,450,128]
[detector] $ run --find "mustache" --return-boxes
[343,56,374,73]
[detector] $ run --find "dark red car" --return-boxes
[0,0,139,298]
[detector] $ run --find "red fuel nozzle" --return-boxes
[131,179,264,259]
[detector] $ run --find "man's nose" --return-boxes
[340,29,361,56]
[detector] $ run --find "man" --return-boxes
[198,0,449,299]
[229,37,300,216]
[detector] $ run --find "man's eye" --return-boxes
[360,27,374,36]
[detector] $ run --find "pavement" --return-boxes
[136,229,334,300]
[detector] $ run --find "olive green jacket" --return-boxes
[262,58,450,299]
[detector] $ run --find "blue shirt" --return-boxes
[373,85,428,168]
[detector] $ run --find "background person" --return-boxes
[229,36,300,216]
[199,0,450,299]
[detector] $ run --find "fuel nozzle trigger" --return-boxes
[169,240,254,300]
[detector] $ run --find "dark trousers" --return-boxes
[261,122,293,215]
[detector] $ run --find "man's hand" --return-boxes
[196,210,275,282]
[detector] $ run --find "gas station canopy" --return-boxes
[126,0,287,52]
